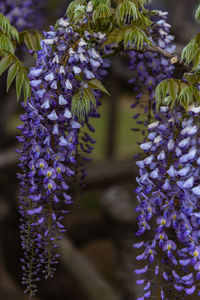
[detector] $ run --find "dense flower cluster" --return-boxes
[134,105,200,299]
[128,11,175,135]
[0,0,45,30]
[17,15,109,295]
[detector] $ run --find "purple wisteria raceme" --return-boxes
[0,0,46,30]
[17,16,109,296]
[128,10,175,135]
[134,105,200,299]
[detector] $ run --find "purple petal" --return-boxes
[135,265,148,274]
[185,285,196,295]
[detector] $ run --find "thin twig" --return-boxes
[125,45,192,73]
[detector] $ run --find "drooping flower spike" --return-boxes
[17,15,109,295]
[128,10,175,136]
[134,105,200,299]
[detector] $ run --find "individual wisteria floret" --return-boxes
[134,105,200,299]
[17,15,109,296]
[0,0,46,30]
[128,10,175,135]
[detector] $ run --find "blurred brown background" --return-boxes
[0,1,199,300]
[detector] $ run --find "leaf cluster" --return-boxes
[156,76,200,112]
[0,14,33,100]
[0,52,31,100]
[19,31,42,53]
[72,78,110,121]
[181,5,200,71]
[67,0,152,35]
[0,13,44,101]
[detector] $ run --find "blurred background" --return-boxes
[0,0,199,300]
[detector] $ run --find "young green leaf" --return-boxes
[0,55,13,76]
[0,13,19,41]
[117,0,138,24]
[87,78,110,95]
[92,3,112,25]
[124,26,150,49]
[195,5,200,22]
[23,79,31,102]
[71,88,97,121]
[7,62,19,91]
[0,34,14,53]
[66,0,86,18]
[16,70,24,101]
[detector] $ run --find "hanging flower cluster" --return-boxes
[134,105,200,299]
[128,10,175,134]
[17,14,109,296]
[0,0,46,30]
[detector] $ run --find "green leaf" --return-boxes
[117,0,138,24]
[16,70,24,101]
[181,34,200,70]
[124,26,150,49]
[93,3,112,25]
[71,88,97,121]
[178,86,195,111]
[137,0,152,8]
[0,55,13,76]
[33,32,42,51]
[103,27,125,46]
[0,49,31,102]
[66,0,86,18]
[195,5,200,22]
[7,62,19,91]
[0,34,14,53]
[23,79,31,102]
[84,88,96,107]
[0,13,19,41]
[19,30,42,52]
[168,79,179,104]
[87,78,110,95]
[91,0,110,7]
[183,73,200,85]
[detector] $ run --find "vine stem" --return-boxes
[139,45,192,73]
[103,44,192,73]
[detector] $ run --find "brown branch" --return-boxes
[123,45,192,73]
[143,45,191,72]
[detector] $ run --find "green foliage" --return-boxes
[7,62,19,91]
[116,1,138,24]
[0,34,14,53]
[71,88,96,121]
[91,0,111,6]
[0,13,31,102]
[181,34,200,70]
[124,26,150,49]
[66,0,86,22]
[87,78,110,95]
[104,24,151,49]
[156,78,200,111]
[0,55,13,76]
[195,5,200,22]
[19,31,43,52]
[0,51,31,101]
[0,13,19,42]
[92,3,112,26]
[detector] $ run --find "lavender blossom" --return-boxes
[134,105,200,299]
[17,16,109,295]
[128,10,175,135]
